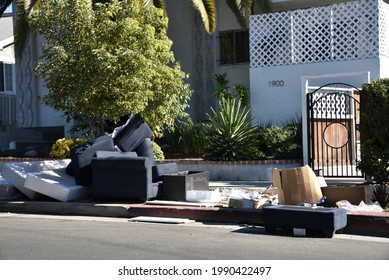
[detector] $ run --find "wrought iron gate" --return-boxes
[307,83,363,177]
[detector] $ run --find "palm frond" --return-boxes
[0,0,13,17]
[192,0,216,33]
[14,0,29,58]
[13,0,41,57]
[255,0,272,13]
[225,0,252,30]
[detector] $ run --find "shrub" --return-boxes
[50,138,86,159]
[257,116,302,159]
[357,78,389,184]
[152,141,165,160]
[372,185,389,209]
[214,73,250,107]
[204,97,260,160]
[176,120,208,157]
[162,119,208,158]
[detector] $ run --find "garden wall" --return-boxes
[1,157,302,182]
[160,159,302,181]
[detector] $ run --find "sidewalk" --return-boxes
[0,181,388,238]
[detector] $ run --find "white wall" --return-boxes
[165,0,194,88]
[250,58,381,125]
[380,56,389,78]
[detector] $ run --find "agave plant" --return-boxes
[204,97,259,160]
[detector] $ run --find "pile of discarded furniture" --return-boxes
[0,115,381,238]
[0,114,200,202]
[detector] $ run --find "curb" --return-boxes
[0,201,388,237]
[0,201,131,218]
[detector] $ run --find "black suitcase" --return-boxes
[262,205,347,237]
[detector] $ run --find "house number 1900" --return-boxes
[268,80,284,87]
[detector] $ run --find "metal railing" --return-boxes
[0,93,16,126]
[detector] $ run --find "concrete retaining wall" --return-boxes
[1,157,302,181]
[160,159,302,181]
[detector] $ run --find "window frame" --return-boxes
[219,29,250,66]
[0,62,14,94]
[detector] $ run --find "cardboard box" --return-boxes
[321,185,376,207]
[228,198,256,209]
[162,171,209,201]
[273,165,323,205]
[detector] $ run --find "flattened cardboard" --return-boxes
[273,168,285,204]
[273,165,323,205]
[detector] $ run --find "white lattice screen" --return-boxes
[250,0,389,68]
[379,0,389,58]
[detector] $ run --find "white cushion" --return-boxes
[1,160,71,199]
[24,168,87,202]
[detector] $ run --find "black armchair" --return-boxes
[91,152,159,201]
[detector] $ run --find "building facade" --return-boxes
[0,13,16,127]
[8,0,389,148]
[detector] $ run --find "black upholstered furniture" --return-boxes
[67,114,179,200]
[91,153,159,201]
[90,147,178,201]
[262,205,347,238]
[69,135,116,186]
[112,114,152,152]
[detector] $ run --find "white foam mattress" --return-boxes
[0,175,24,200]
[24,167,87,202]
[1,160,71,199]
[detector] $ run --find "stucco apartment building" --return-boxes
[1,0,389,170]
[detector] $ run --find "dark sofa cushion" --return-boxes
[70,135,115,186]
[152,162,179,182]
[95,151,138,159]
[112,114,152,152]
[134,138,155,165]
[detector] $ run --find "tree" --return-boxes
[29,0,192,137]
[0,0,272,57]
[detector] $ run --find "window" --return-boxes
[219,30,249,65]
[0,62,13,92]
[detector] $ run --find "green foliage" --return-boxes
[258,116,302,159]
[357,79,389,184]
[372,185,389,209]
[64,112,100,140]
[29,0,191,137]
[176,119,208,157]
[152,141,165,160]
[214,73,250,107]
[50,138,86,159]
[162,119,208,157]
[204,97,260,160]
[234,83,250,108]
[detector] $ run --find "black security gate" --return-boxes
[307,83,363,177]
